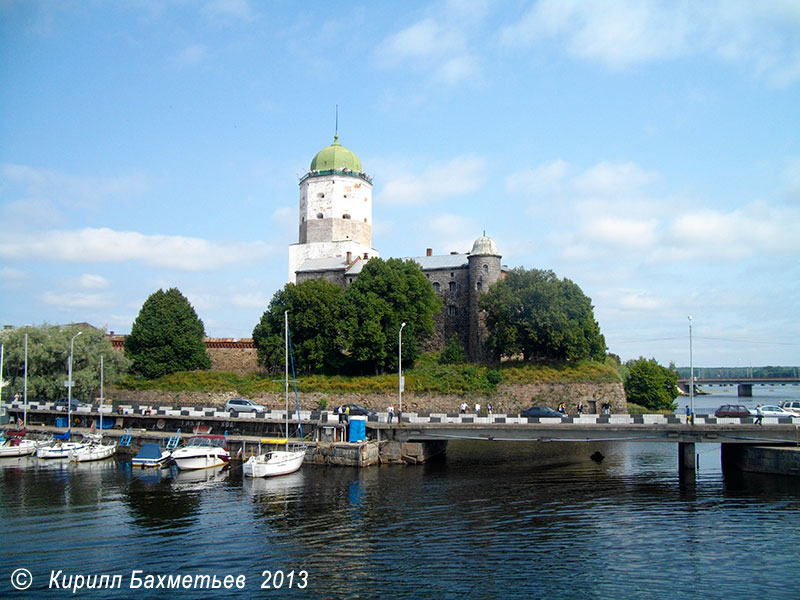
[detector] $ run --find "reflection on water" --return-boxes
[1,391,800,599]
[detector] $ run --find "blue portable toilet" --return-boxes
[349,416,366,442]
[56,417,68,428]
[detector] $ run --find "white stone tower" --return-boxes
[288,134,379,282]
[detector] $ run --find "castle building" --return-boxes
[290,135,505,361]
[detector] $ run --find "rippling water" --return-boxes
[2,388,800,599]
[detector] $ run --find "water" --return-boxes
[2,387,800,599]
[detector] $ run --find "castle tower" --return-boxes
[467,233,502,361]
[288,134,379,282]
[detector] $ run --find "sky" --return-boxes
[1,0,799,369]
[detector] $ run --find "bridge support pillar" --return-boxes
[738,384,753,397]
[678,442,696,471]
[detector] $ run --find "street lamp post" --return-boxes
[398,322,406,414]
[688,316,694,424]
[67,331,83,433]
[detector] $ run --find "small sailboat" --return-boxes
[68,356,116,463]
[243,311,305,478]
[0,338,40,457]
[0,428,38,458]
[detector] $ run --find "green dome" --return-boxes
[309,134,362,172]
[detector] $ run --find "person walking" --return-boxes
[754,404,763,425]
[387,405,394,424]
[487,402,493,415]
[474,402,481,415]
[576,401,584,415]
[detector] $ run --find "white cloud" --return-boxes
[76,274,111,290]
[0,227,278,271]
[201,0,256,22]
[374,11,482,85]
[1,164,148,209]
[41,291,116,310]
[173,44,208,68]
[380,156,486,205]
[500,0,800,85]
[573,161,660,196]
[506,159,570,196]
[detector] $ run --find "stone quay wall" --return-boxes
[107,381,626,415]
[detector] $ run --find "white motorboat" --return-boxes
[244,311,305,478]
[0,429,39,458]
[171,435,230,471]
[131,443,172,468]
[69,433,116,462]
[243,438,306,478]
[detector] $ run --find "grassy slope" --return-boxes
[117,354,622,398]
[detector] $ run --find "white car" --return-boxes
[225,398,266,414]
[749,405,793,417]
[779,400,800,415]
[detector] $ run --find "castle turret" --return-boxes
[467,233,502,361]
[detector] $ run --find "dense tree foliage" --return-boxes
[252,279,345,374]
[624,357,679,410]
[125,288,210,379]
[481,268,606,362]
[339,258,442,374]
[439,334,468,365]
[253,259,441,375]
[0,324,129,401]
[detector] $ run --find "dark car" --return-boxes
[714,404,750,418]
[520,406,564,419]
[54,398,88,411]
[340,404,378,417]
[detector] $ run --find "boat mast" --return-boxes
[98,355,104,431]
[284,310,289,442]
[23,334,28,427]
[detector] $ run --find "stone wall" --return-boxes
[107,381,626,415]
[206,346,259,374]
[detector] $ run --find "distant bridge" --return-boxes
[677,376,800,397]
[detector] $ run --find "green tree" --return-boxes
[439,334,468,365]
[125,288,210,379]
[624,357,679,411]
[0,324,129,402]
[481,268,606,362]
[340,258,442,374]
[252,279,345,374]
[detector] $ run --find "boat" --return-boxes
[243,437,306,478]
[171,435,230,471]
[69,432,116,462]
[131,443,172,468]
[243,311,305,478]
[0,428,39,458]
[36,433,87,459]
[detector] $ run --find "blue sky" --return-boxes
[2,0,799,368]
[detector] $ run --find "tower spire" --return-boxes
[334,104,339,143]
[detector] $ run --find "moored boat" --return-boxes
[69,433,116,462]
[36,431,86,459]
[0,429,39,458]
[243,438,306,478]
[171,435,230,471]
[131,443,172,468]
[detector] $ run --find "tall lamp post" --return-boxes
[67,331,82,433]
[398,322,406,414]
[688,316,694,424]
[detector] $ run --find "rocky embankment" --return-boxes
[109,381,626,414]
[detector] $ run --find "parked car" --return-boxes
[520,406,565,419]
[749,405,793,418]
[779,400,800,415]
[714,404,750,418]
[225,398,266,414]
[338,404,377,418]
[54,398,89,411]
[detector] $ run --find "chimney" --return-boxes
[346,251,352,263]
[426,248,433,256]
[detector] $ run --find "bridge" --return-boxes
[677,376,800,397]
